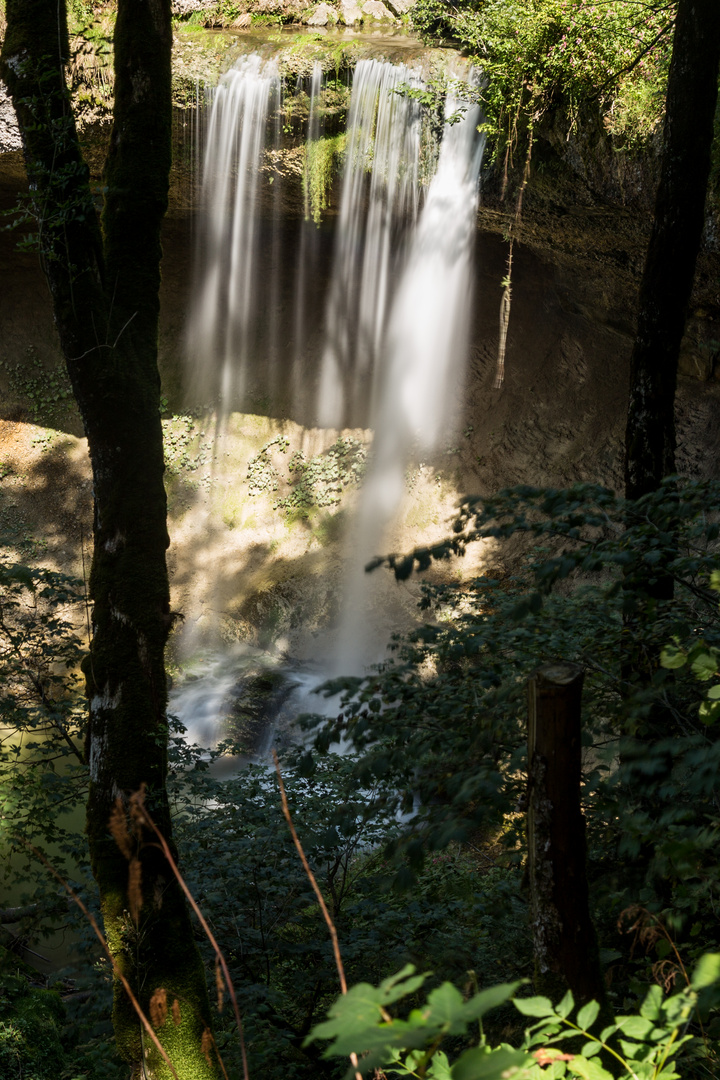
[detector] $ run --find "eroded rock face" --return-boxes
[0,82,22,154]
[679,316,720,381]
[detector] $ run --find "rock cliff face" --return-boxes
[0,80,20,153]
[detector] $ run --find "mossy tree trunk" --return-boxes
[624,0,720,501]
[0,3,215,1077]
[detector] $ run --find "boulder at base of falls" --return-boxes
[307,1,340,24]
[339,1,363,24]
[362,0,395,19]
[384,0,414,14]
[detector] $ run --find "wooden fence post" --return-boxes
[527,662,605,1007]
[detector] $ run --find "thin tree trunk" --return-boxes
[527,663,605,1008]
[624,0,720,501]
[1,3,214,1077]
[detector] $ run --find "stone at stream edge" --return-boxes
[308,3,340,26]
[339,1,364,25]
[361,0,395,20]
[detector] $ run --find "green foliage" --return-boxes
[410,0,675,158]
[303,133,347,224]
[0,969,68,1080]
[275,437,367,513]
[304,480,720,973]
[163,734,528,1078]
[246,435,367,512]
[67,1,97,34]
[0,557,87,862]
[246,434,290,495]
[661,570,720,726]
[162,414,213,478]
[0,349,76,428]
[309,956,720,1080]
[5,478,720,1080]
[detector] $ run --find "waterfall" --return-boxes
[333,80,485,673]
[181,51,485,726]
[318,59,425,429]
[186,55,280,417]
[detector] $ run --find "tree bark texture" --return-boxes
[624,0,720,500]
[527,663,605,1008]
[1,3,214,1077]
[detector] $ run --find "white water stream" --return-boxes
[186,54,281,416]
[180,52,484,743]
[317,59,424,428]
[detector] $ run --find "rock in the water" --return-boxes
[384,0,413,14]
[339,0,363,23]
[362,0,394,18]
[307,2,339,24]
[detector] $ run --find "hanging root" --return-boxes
[495,241,513,389]
[494,126,534,389]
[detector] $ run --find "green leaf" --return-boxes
[378,965,430,1005]
[424,982,467,1031]
[690,952,720,990]
[660,644,686,670]
[556,991,574,1019]
[514,996,555,1018]
[451,1046,530,1080]
[615,1015,654,1039]
[580,1042,602,1058]
[576,1001,600,1030]
[307,967,428,1048]
[690,649,718,680]
[618,1039,648,1061]
[639,985,663,1021]
[428,1050,453,1080]
[698,698,720,725]
[567,1057,614,1080]
[459,983,524,1024]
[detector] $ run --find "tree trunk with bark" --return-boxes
[624,0,720,501]
[527,663,605,1009]
[1,3,214,1076]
